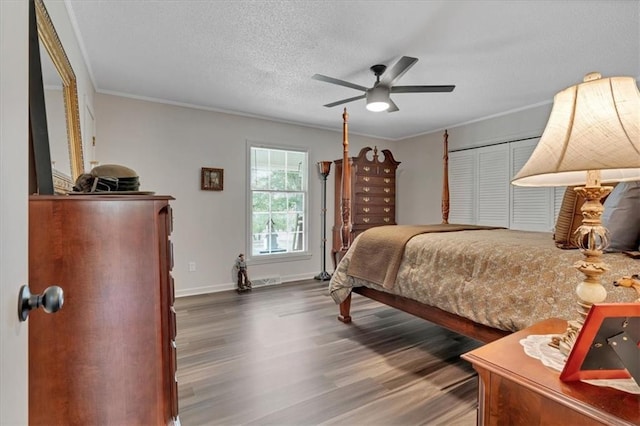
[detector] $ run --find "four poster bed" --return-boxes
[328,109,639,343]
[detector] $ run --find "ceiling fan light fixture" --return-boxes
[366,101,389,112]
[313,56,455,112]
[366,86,390,112]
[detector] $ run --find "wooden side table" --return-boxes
[462,318,639,426]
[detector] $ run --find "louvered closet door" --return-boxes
[449,150,475,225]
[510,138,556,231]
[477,144,510,227]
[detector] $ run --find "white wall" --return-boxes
[446,103,552,151]
[95,94,392,295]
[394,131,448,224]
[0,0,29,423]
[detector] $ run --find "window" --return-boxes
[249,145,308,259]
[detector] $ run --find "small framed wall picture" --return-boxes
[201,167,223,191]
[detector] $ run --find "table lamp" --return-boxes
[512,72,640,354]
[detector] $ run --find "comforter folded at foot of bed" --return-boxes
[346,223,500,289]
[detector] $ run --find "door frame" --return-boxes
[0,0,30,423]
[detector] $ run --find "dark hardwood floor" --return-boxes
[175,280,482,425]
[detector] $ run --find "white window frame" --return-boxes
[246,141,311,264]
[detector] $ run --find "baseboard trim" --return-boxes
[175,273,318,298]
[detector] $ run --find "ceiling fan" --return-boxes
[312,56,455,112]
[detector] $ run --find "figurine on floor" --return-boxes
[235,253,252,293]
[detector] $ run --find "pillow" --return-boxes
[602,181,640,252]
[553,186,584,249]
[553,184,617,249]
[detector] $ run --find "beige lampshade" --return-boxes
[512,73,640,187]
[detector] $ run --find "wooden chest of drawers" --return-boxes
[332,147,400,266]
[28,195,179,425]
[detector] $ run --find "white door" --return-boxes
[0,0,30,423]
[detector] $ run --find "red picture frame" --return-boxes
[560,303,640,382]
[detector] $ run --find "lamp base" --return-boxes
[314,271,332,281]
[549,177,612,355]
[549,320,582,354]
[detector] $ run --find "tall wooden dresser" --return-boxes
[28,195,179,425]
[332,147,400,267]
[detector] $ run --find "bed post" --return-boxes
[340,108,351,253]
[338,108,353,323]
[338,293,352,323]
[442,130,450,224]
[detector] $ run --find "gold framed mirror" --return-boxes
[35,0,84,193]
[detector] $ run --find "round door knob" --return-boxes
[18,285,64,322]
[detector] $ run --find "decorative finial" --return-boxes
[343,107,348,122]
[584,72,601,82]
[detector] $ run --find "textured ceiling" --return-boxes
[65,0,640,140]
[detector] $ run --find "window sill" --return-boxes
[248,252,312,265]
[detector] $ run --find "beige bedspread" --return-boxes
[347,224,500,289]
[329,228,639,332]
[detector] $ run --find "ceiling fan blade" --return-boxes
[312,74,368,92]
[379,56,418,86]
[391,85,455,93]
[323,94,366,108]
[387,98,399,113]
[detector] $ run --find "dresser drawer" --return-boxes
[355,195,395,206]
[168,240,174,271]
[169,275,175,305]
[354,174,395,186]
[354,204,395,216]
[354,215,395,226]
[167,205,173,236]
[169,305,177,341]
[170,340,178,418]
[354,186,395,196]
[355,164,396,176]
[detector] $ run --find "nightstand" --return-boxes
[461,318,639,425]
